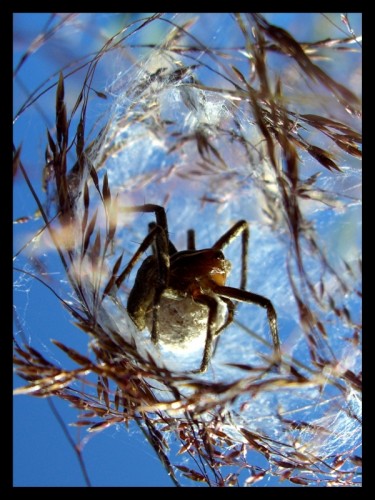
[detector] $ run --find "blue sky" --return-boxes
[13,13,362,487]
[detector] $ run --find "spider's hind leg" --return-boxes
[212,297,235,358]
[191,294,219,374]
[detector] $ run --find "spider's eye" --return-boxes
[214,250,225,261]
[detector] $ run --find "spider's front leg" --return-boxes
[118,204,171,288]
[213,220,249,291]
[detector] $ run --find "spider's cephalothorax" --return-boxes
[118,204,280,373]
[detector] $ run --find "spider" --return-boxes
[117,204,281,373]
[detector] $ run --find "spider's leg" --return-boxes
[118,204,171,285]
[212,220,249,290]
[214,285,281,361]
[121,204,169,235]
[214,297,235,336]
[187,229,196,250]
[151,288,162,344]
[149,222,177,255]
[212,297,235,357]
[119,205,173,344]
[147,225,170,344]
[152,235,170,344]
[116,225,162,289]
[192,294,219,374]
[121,204,170,281]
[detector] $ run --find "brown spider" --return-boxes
[117,204,281,373]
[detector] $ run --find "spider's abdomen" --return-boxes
[145,293,228,349]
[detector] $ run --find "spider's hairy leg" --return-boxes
[215,285,281,362]
[212,297,235,357]
[116,225,162,288]
[213,220,249,290]
[187,229,196,250]
[120,205,171,343]
[121,204,169,231]
[192,294,219,374]
[121,204,170,269]
[151,285,165,344]
[216,297,235,332]
[149,222,177,255]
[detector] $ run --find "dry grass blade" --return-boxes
[52,340,94,368]
[13,145,22,178]
[303,143,341,172]
[56,72,68,150]
[82,208,98,259]
[107,195,118,242]
[102,171,111,207]
[251,14,361,115]
[102,253,123,299]
[76,118,85,169]
[81,181,90,234]
[13,14,77,76]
